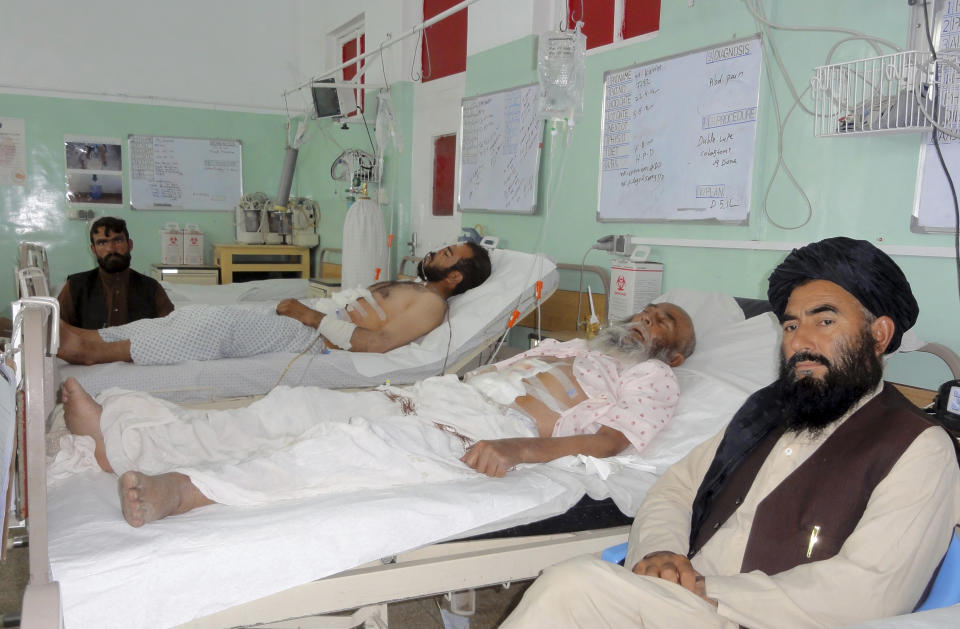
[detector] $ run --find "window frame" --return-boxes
[567,0,660,54]
[337,25,365,116]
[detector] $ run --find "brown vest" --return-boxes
[691,384,939,575]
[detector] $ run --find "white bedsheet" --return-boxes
[60,250,558,402]
[46,291,782,629]
[160,277,310,306]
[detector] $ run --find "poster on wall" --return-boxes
[0,117,27,186]
[64,135,123,204]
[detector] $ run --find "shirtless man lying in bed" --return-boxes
[56,242,491,365]
[60,302,695,527]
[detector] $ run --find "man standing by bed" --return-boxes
[57,301,695,526]
[57,216,174,329]
[501,237,960,628]
[55,241,491,365]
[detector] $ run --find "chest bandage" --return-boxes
[332,287,387,322]
[319,287,389,350]
[522,379,568,415]
[467,358,579,410]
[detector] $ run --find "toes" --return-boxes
[118,472,144,526]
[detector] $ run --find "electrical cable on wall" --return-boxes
[744,0,903,230]
[921,0,960,306]
[758,46,813,230]
[743,0,898,117]
[911,48,960,140]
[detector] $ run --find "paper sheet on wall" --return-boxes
[0,117,27,185]
[457,83,542,214]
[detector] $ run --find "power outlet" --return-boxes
[67,208,96,220]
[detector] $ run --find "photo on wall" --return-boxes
[64,135,123,204]
[65,171,123,204]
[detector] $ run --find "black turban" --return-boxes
[767,237,918,353]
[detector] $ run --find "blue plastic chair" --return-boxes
[601,541,628,565]
[601,529,960,612]
[915,529,960,611]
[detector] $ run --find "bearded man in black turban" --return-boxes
[501,237,960,629]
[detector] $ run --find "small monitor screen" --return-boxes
[311,79,342,119]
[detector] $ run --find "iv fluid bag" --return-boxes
[375,91,402,155]
[537,29,587,122]
[375,90,402,183]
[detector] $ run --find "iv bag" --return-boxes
[375,91,402,155]
[537,29,587,122]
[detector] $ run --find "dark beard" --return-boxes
[777,327,883,436]
[97,252,131,273]
[417,258,448,283]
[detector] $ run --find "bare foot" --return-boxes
[57,322,132,365]
[62,377,112,473]
[118,471,213,527]
[57,324,94,365]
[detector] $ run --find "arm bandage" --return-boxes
[318,316,357,350]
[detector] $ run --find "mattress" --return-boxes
[60,249,559,402]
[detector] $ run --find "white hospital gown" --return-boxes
[490,338,679,453]
[94,376,537,506]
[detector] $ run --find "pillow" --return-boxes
[639,309,782,472]
[653,288,746,340]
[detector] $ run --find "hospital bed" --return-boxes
[10,289,959,629]
[54,248,559,403]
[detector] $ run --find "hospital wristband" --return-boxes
[318,316,357,350]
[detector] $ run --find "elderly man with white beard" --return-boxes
[59,303,696,527]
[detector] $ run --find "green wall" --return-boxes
[3,1,956,389]
[0,89,404,307]
[457,1,958,388]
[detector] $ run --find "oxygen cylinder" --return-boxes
[341,196,387,289]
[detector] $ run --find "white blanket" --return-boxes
[56,378,536,505]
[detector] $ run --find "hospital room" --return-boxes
[3,0,960,627]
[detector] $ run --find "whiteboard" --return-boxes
[913,133,960,232]
[457,83,543,214]
[128,134,242,211]
[597,35,763,222]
